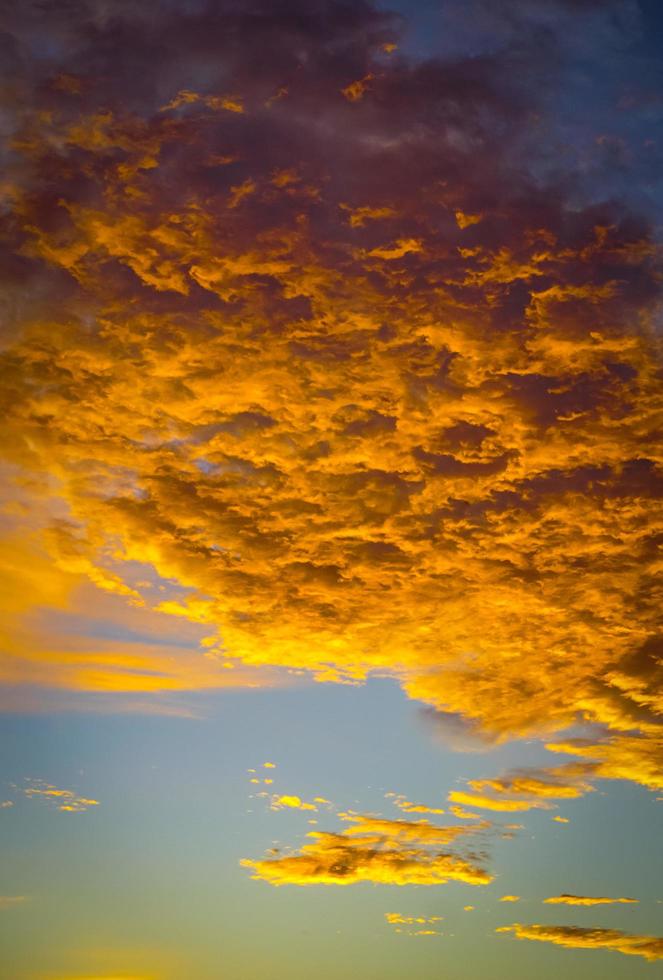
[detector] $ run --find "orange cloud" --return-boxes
[337,812,489,842]
[387,793,445,816]
[455,210,483,229]
[341,75,374,102]
[22,778,99,812]
[385,913,443,925]
[546,734,663,792]
[342,205,397,227]
[449,805,483,820]
[497,924,663,962]
[241,813,493,887]
[448,791,553,813]
[448,763,596,811]
[0,0,661,815]
[271,795,318,812]
[543,894,638,906]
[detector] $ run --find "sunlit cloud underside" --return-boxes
[0,0,662,973]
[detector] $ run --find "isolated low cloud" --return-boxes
[497,924,663,962]
[543,894,638,906]
[0,0,659,802]
[270,794,318,812]
[22,778,99,812]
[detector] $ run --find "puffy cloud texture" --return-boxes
[0,0,660,796]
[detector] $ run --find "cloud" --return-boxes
[545,733,663,792]
[386,792,446,815]
[385,912,444,934]
[22,778,99,812]
[448,763,596,811]
[448,791,553,813]
[385,913,443,925]
[497,924,663,962]
[543,894,639,906]
[0,0,660,808]
[336,812,491,841]
[241,812,493,887]
[449,805,484,821]
[418,709,500,753]
[500,895,521,902]
[271,794,318,812]
[0,524,290,705]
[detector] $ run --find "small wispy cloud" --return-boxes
[385,911,443,935]
[386,792,445,816]
[270,794,318,812]
[21,778,99,813]
[543,894,638,906]
[497,924,663,962]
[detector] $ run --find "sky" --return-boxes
[0,0,662,977]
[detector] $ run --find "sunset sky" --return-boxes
[0,0,662,977]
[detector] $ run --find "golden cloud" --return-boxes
[336,812,490,841]
[22,778,99,813]
[271,795,318,812]
[0,0,660,801]
[385,911,444,935]
[448,763,596,812]
[387,792,446,816]
[385,913,443,925]
[241,813,493,887]
[449,805,483,821]
[546,733,663,792]
[497,924,663,962]
[543,894,638,906]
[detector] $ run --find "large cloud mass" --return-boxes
[0,0,661,790]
